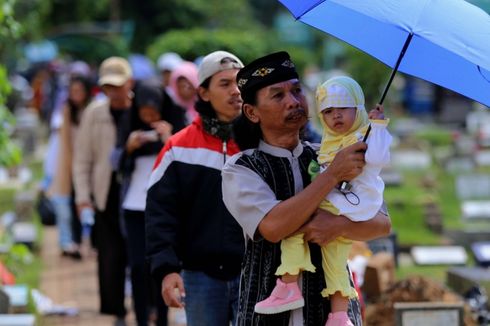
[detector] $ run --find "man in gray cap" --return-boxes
[222,51,391,325]
[146,50,245,326]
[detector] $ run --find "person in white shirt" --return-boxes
[222,51,391,326]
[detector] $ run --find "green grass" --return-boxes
[383,129,489,284]
[436,171,463,229]
[395,265,449,283]
[27,160,43,188]
[0,187,16,212]
[413,127,454,147]
[384,169,445,245]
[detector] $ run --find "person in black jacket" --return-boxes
[145,51,245,326]
[118,79,186,326]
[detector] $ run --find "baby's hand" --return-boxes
[368,104,385,120]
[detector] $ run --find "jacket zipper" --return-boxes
[223,140,227,163]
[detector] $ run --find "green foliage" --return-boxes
[147,28,316,75]
[344,46,392,107]
[0,0,23,66]
[0,0,22,39]
[121,0,256,52]
[281,45,317,77]
[49,33,129,64]
[0,244,38,288]
[147,28,271,65]
[0,2,22,168]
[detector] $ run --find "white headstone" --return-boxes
[0,314,35,326]
[461,201,490,220]
[456,174,490,200]
[471,241,490,267]
[391,150,431,170]
[474,150,490,166]
[411,246,467,265]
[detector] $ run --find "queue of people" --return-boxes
[40,49,392,326]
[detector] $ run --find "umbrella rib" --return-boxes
[296,0,327,20]
[477,66,490,84]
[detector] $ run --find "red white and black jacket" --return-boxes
[146,116,245,284]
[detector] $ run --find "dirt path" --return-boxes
[38,226,185,326]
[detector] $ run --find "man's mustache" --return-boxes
[285,108,307,121]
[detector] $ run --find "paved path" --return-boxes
[38,226,186,326]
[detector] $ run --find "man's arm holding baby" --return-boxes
[300,209,392,246]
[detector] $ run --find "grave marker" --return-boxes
[411,246,467,265]
[461,200,490,220]
[455,174,490,200]
[471,241,490,267]
[394,302,464,326]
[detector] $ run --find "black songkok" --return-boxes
[237,51,299,100]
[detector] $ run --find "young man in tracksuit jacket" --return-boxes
[146,51,246,326]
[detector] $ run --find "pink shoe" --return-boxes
[325,312,354,326]
[254,278,304,314]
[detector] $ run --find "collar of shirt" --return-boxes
[258,140,304,158]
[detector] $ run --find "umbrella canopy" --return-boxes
[278,0,490,107]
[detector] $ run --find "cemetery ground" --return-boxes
[1,118,490,324]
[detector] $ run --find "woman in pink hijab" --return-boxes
[168,61,199,124]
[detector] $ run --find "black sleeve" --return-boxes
[145,150,182,284]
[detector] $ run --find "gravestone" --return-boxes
[394,302,464,326]
[411,246,467,265]
[466,107,490,135]
[13,107,39,157]
[11,222,37,249]
[424,202,443,234]
[0,168,8,184]
[474,150,490,167]
[455,174,490,200]
[391,118,426,138]
[0,211,16,229]
[0,314,35,326]
[445,157,475,173]
[461,200,490,220]
[444,230,490,248]
[2,285,28,313]
[453,134,476,156]
[380,167,403,186]
[14,191,36,221]
[447,266,490,298]
[471,241,490,267]
[0,288,9,314]
[391,150,431,170]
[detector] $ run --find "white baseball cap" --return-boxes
[197,50,243,85]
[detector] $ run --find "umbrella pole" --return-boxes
[379,33,414,105]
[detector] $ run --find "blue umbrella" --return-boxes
[129,53,156,81]
[278,0,490,107]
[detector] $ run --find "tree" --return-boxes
[121,0,256,52]
[147,27,316,75]
[0,0,22,168]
